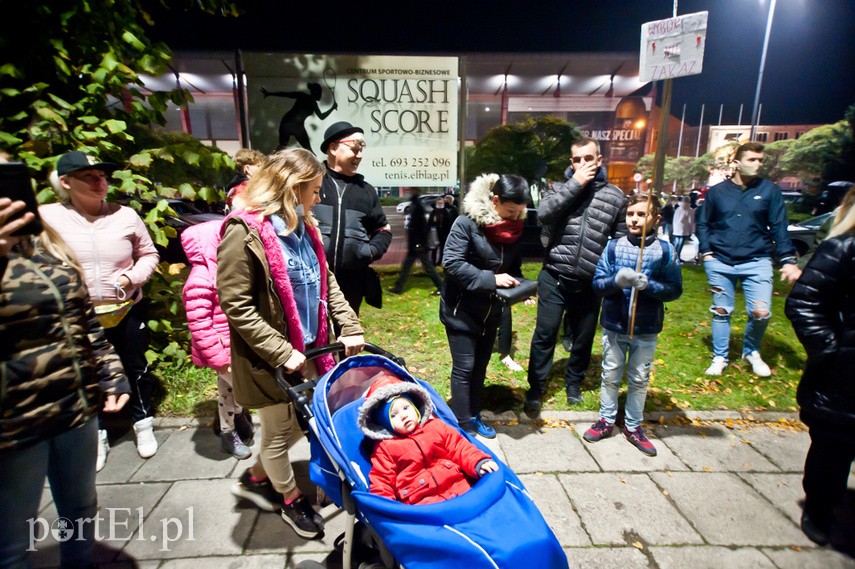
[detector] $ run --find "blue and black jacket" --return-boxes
[593,234,683,336]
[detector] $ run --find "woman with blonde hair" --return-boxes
[0,188,130,567]
[785,184,855,546]
[218,148,364,539]
[41,151,160,470]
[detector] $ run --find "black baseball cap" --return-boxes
[320,121,364,154]
[57,151,118,176]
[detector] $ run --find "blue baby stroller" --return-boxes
[278,343,567,569]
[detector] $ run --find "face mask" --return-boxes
[736,161,761,178]
[436,203,444,209]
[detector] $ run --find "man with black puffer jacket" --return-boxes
[314,122,392,317]
[525,137,627,417]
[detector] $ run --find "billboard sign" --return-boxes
[244,53,458,187]
[639,11,708,82]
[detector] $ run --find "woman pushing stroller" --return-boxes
[218,148,365,539]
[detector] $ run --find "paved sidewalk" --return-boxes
[31,411,855,569]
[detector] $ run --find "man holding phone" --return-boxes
[524,138,627,417]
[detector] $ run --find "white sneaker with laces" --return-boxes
[705,356,728,376]
[500,355,524,372]
[743,351,772,377]
[133,417,158,458]
[96,429,109,472]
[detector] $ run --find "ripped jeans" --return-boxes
[703,257,773,360]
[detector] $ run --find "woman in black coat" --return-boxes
[784,199,855,546]
[440,174,528,439]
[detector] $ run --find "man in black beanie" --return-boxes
[314,121,392,316]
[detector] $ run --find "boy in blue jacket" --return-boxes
[583,193,683,456]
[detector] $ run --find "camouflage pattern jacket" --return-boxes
[0,249,129,452]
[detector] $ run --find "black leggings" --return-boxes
[446,327,498,423]
[102,301,154,423]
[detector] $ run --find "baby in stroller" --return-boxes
[357,371,498,505]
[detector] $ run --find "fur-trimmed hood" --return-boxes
[462,173,526,227]
[358,373,434,440]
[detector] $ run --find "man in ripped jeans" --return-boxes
[696,142,801,377]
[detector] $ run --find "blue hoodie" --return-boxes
[270,213,321,345]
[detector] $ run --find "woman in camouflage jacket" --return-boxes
[0,196,129,568]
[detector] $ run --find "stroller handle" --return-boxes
[275,342,405,421]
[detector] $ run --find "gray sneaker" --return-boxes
[221,430,252,460]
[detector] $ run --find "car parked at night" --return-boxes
[136,199,224,263]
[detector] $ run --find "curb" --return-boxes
[151,411,802,430]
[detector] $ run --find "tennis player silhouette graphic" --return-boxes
[261,78,337,152]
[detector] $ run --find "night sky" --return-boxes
[148,0,854,126]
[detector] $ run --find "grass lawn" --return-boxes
[155,261,806,418]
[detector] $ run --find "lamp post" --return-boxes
[750,0,777,141]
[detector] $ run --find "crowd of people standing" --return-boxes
[1,129,851,565]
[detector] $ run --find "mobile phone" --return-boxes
[0,162,44,236]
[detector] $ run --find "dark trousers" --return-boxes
[393,251,444,292]
[498,303,512,356]
[447,327,498,423]
[103,301,154,423]
[803,421,855,526]
[527,269,601,400]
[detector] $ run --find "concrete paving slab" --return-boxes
[571,422,689,472]
[761,547,855,568]
[245,499,342,556]
[123,479,251,560]
[563,546,649,568]
[101,561,161,569]
[649,545,776,568]
[518,474,590,546]
[649,472,812,546]
[739,472,805,525]
[130,429,237,482]
[738,426,810,472]
[558,473,703,546]
[651,424,780,472]
[94,482,173,563]
[96,432,154,484]
[498,424,599,473]
[158,553,290,568]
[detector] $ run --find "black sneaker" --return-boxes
[566,384,583,405]
[281,495,323,539]
[230,469,283,512]
[801,510,831,546]
[234,411,255,445]
[523,398,542,420]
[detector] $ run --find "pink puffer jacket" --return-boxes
[181,220,230,369]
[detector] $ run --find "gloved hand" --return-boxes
[615,268,636,288]
[633,274,649,290]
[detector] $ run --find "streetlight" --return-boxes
[750,0,777,141]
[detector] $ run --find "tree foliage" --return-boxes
[467,116,582,184]
[634,154,712,194]
[778,121,851,184]
[0,0,238,368]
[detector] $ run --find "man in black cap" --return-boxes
[315,121,392,315]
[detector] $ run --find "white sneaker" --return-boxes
[500,355,524,372]
[133,417,158,458]
[705,356,728,376]
[743,351,772,377]
[96,429,109,472]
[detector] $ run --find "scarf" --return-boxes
[229,211,336,375]
[482,219,524,244]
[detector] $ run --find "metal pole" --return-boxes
[718,103,723,126]
[235,49,250,148]
[676,103,686,158]
[458,58,467,193]
[750,0,777,141]
[695,103,705,158]
[738,103,743,126]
